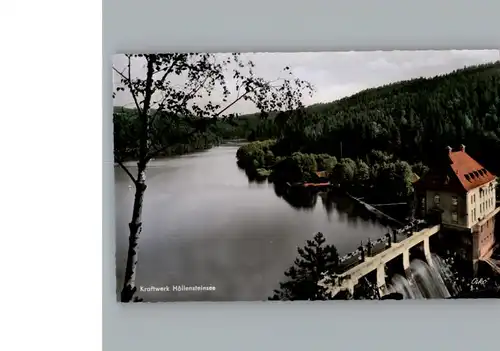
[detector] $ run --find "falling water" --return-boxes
[387,274,423,299]
[386,254,458,299]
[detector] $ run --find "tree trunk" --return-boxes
[120,165,147,302]
[120,57,155,302]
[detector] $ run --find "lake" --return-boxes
[114,143,389,301]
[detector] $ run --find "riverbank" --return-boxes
[114,145,391,301]
[236,140,424,208]
[115,138,248,165]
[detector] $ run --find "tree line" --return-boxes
[236,139,429,203]
[236,62,500,202]
[113,55,500,302]
[113,53,312,302]
[270,231,500,301]
[239,62,500,174]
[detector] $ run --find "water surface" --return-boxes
[114,144,388,301]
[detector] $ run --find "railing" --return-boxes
[321,223,440,295]
[337,219,427,272]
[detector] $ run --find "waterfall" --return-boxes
[386,254,458,299]
[387,274,423,299]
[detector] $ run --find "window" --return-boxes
[451,196,458,206]
[434,194,440,205]
[451,212,458,224]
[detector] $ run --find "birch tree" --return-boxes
[112,53,313,302]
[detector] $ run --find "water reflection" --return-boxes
[273,183,318,210]
[115,145,390,301]
[273,183,403,228]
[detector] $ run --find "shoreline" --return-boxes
[114,139,247,166]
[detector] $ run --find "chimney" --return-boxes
[460,144,465,152]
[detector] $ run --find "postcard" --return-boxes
[113,50,500,302]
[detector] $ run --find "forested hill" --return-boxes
[272,61,500,175]
[114,62,500,174]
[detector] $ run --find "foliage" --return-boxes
[352,278,381,300]
[373,160,414,199]
[113,107,224,160]
[236,139,276,169]
[411,162,430,178]
[354,159,371,187]
[331,158,357,186]
[272,62,500,176]
[232,62,500,176]
[236,141,419,202]
[113,53,313,165]
[113,53,313,302]
[441,252,500,298]
[289,152,318,181]
[313,154,338,173]
[269,232,339,300]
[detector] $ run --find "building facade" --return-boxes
[414,145,498,272]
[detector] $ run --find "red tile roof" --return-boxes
[448,149,496,191]
[414,146,496,193]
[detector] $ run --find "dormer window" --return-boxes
[434,194,440,205]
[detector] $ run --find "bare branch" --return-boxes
[127,56,143,115]
[112,57,143,115]
[149,74,211,125]
[117,160,137,185]
[214,89,251,118]
[157,60,178,88]
[112,66,128,80]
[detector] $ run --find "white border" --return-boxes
[2,1,101,351]
[2,0,500,350]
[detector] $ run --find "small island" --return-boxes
[233,62,500,300]
[113,52,500,302]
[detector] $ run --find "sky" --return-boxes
[113,50,500,115]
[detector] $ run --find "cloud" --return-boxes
[113,50,499,115]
